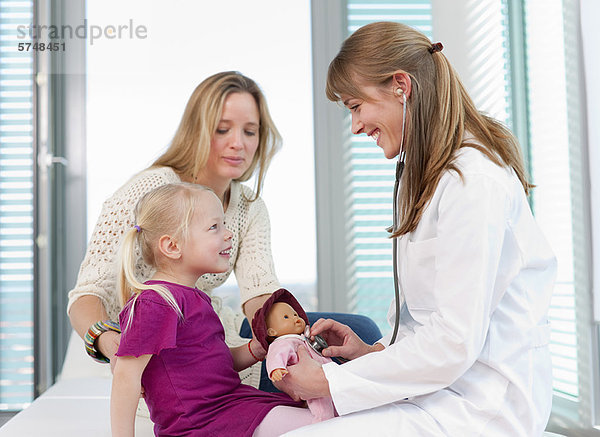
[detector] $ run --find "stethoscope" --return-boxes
[304,325,349,363]
[388,90,407,346]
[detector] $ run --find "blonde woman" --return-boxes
[110,183,314,437]
[68,71,381,391]
[277,22,556,436]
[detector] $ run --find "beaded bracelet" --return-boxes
[247,340,261,362]
[84,320,121,363]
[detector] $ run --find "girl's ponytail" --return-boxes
[118,227,141,309]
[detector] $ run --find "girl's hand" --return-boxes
[230,339,266,371]
[309,318,373,360]
[274,348,330,401]
[250,338,267,361]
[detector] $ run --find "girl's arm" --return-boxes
[110,354,152,437]
[230,339,265,372]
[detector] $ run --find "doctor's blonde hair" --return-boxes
[118,183,213,328]
[152,71,281,201]
[326,21,532,237]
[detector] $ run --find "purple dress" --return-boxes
[116,280,301,437]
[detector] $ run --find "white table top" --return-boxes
[0,378,153,437]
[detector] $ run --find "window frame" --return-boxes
[311,0,352,312]
[33,0,87,395]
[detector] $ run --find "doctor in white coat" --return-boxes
[279,21,556,437]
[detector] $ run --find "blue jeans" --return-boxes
[239,312,382,392]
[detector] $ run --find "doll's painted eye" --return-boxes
[283,315,289,319]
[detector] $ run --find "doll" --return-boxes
[252,289,336,423]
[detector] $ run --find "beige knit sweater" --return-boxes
[67,166,281,387]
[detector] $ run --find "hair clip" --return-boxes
[429,42,444,54]
[134,225,141,233]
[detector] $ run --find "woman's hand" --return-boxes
[97,330,121,373]
[309,318,375,360]
[274,348,330,401]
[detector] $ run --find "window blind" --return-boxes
[0,0,34,410]
[345,0,433,328]
[524,0,578,402]
[461,0,512,126]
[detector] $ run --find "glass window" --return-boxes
[0,0,35,410]
[85,0,316,309]
[524,0,579,402]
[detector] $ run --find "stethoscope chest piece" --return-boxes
[304,326,328,356]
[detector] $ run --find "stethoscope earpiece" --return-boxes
[394,88,407,105]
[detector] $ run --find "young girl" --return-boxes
[110,183,314,437]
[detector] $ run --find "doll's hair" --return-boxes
[326,21,531,236]
[117,183,213,329]
[152,71,281,201]
[252,289,309,352]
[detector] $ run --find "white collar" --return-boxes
[271,333,305,343]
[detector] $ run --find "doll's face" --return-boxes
[265,302,306,338]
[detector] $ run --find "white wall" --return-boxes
[85,0,316,291]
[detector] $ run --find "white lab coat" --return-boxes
[285,146,556,437]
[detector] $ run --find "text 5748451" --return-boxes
[18,42,66,51]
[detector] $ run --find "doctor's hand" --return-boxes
[273,348,331,401]
[310,318,376,360]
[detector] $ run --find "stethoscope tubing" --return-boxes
[389,92,407,346]
[389,158,404,346]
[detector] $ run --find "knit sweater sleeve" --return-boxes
[66,167,181,321]
[234,186,281,305]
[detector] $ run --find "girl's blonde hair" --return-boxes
[118,183,213,327]
[326,21,532,237]
[152,71,281,201]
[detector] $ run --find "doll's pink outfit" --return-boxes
[266,334,336,422]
